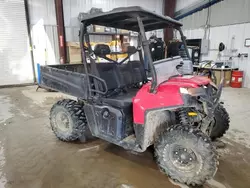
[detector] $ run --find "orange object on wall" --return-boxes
[231,71,243,88]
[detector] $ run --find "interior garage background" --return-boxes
[26,0,164,79]
[175,0,250,88]
[0,0,164,87]
[2,0,250,88]
[63,0,164,42]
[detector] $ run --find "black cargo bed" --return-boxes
[40,64,88,99]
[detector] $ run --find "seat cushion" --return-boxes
[102,89,138,108]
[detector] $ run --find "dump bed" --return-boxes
[40,64,89,99]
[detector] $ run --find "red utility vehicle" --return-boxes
[40,7,230,186]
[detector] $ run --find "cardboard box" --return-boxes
[66,42,97,64]
[120,29,129,33]
[214,70,231,87]
[224,70,232,87]
[66,42,81,64]
[94,25,105,32]
[121,42,130,53]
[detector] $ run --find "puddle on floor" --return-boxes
[0,95,14,124]
[0,141,6,188]
[0,86,249,188]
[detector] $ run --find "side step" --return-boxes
[121,134,136,144]
[96,133,143,152]
[119,134,143,152]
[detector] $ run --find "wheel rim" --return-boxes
[167,144,198,171]
[55,111,71,132]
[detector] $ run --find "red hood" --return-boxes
[164,75,210,88]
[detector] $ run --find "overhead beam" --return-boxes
[175,0,222,20]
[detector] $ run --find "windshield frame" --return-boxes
[146,27,191,92]
[153,56,184,87]
[80,14,191,94]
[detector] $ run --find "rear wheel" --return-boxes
[154,124,218,186]
[50,99,92,142]
[210,104,230,140]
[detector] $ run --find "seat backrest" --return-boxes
[95,63,122,91]
[94,49,146,91]
[116,61,147,88]
[127,46,137,54]
[128,61,147,84]
[94,44,111,57]
[119,63,133,86]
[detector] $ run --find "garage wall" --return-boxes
[177,0,250,88]
[28,0,60,66]
[0,0,34,85]
[181,23,250,88]
[63,0,164,42]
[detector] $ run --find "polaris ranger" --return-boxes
[40,7,230,186]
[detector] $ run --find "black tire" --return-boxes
[210,104,230,140]
[50,99,92,142]
[154,124,218,186]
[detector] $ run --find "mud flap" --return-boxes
[134,110,175,151]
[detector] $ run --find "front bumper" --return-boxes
[180,81,224,134]
[181,81,223,115]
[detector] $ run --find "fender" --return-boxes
[133,76,211,124]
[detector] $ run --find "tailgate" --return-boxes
[40,66,88,99]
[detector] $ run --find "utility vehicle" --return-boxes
[40,7,230,186]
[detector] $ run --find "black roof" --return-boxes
[80,6,182,32]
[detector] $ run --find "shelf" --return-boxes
[88,32,130,36]
[193,65,237,71]
[110,52,127,55]
[88,32,138,37]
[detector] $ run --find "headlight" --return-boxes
[180,87,206,96]
[179,87,189,94]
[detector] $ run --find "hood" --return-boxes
[164,75,211,88]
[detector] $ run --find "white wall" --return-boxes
[28,0,60,67]
[181,23,250,88]
[0,0,34,85]
[177,0,250,88]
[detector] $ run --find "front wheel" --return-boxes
[154,124,218,186]
[210,104,230,140]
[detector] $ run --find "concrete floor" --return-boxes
[0,86,250,188]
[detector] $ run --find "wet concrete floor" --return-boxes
[0,86,250,188]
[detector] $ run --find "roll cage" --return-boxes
[79,6,190,96]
